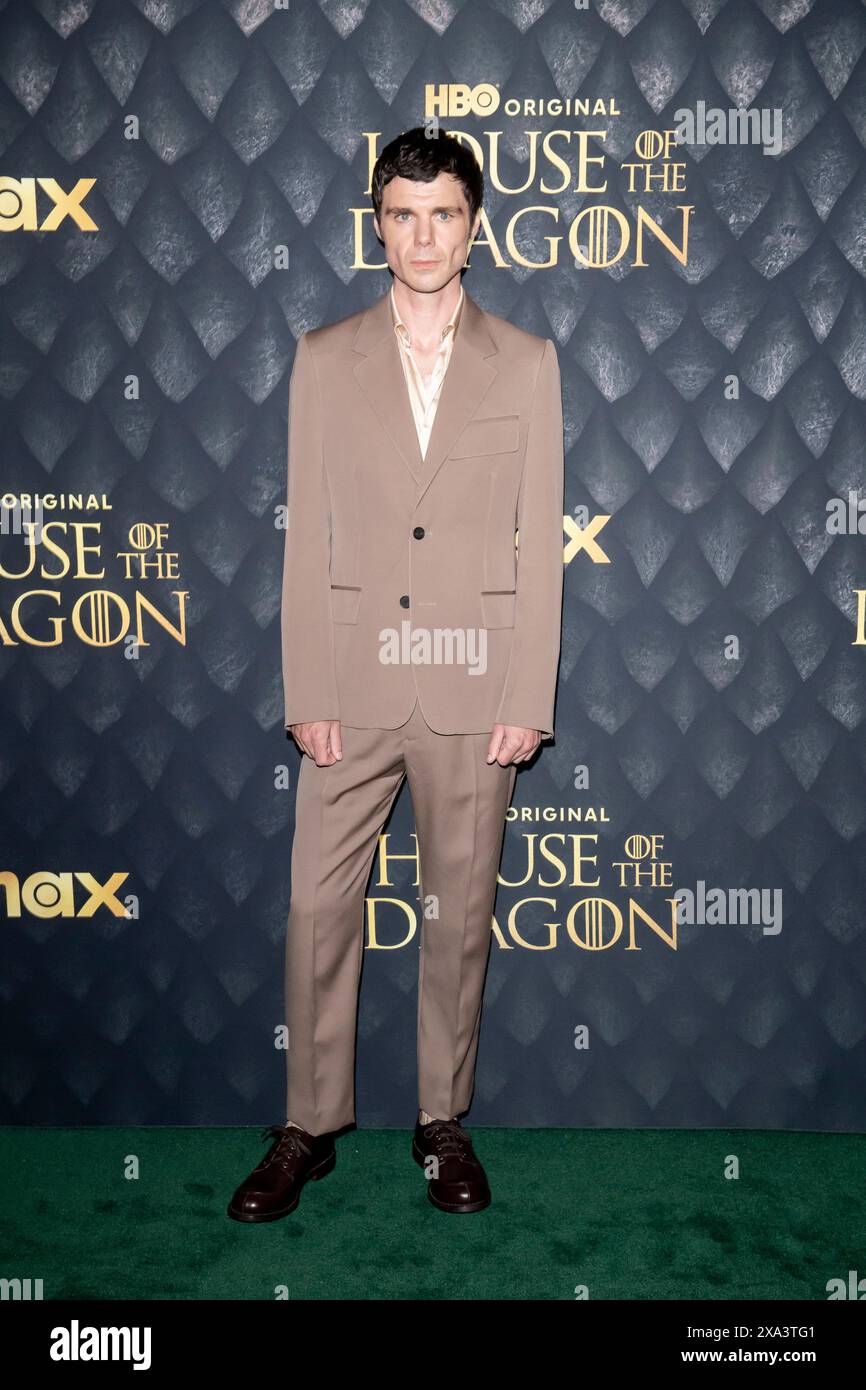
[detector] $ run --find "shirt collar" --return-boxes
[390,282,464,350]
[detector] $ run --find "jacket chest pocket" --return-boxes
[481,589,516,628]
[450,414,520,459]
[330,584,361,624]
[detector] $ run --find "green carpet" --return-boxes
[1,1128,862,1300]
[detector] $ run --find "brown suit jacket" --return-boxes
[281,284,564,736]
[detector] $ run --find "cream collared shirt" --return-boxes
[390,283,464,459]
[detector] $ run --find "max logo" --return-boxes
[0,872,128,918]
[564,513,611,564]
[0,178,98,232]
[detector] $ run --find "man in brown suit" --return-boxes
[229,127,564,1221]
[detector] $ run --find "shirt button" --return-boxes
[399,595,410,608]
[413,526,425,539]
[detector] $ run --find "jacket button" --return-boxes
[413,526,425,539]
[399,595,410,608]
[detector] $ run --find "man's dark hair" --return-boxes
[372,126,484,231]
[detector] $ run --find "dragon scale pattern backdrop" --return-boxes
[1,0,865,1130]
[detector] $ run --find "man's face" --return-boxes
[373,171,481,294]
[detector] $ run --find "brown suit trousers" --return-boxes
[284,697,516,1134]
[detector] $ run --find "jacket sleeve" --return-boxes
[493,337,564,739]
[281,331,340,727]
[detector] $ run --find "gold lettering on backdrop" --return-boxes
[353,128,694,270]
[0,494,111,511]
[360,827,681,952]
[565,896,678,950]
[366,899,416,948]
[0,178,98,232]
[372,833,420,887]
[0,514,189,647]
[0,872,129,918]
[497,833,601,888]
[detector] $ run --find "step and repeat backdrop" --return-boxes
[1,0,865,1130]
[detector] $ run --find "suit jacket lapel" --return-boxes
[352,284,499,500]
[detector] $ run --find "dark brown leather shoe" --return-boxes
[412,1118,491,1214]
[227,1123,336,1222]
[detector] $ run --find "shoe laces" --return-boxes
[259,1123,311,1169]
[420,1119,472,1159]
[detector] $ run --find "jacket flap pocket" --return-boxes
[450,414,520,459]
[481,589,516,629]
[330,584,361,624]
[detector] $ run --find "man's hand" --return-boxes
[486,724,542,766]
[290,719,343,766]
